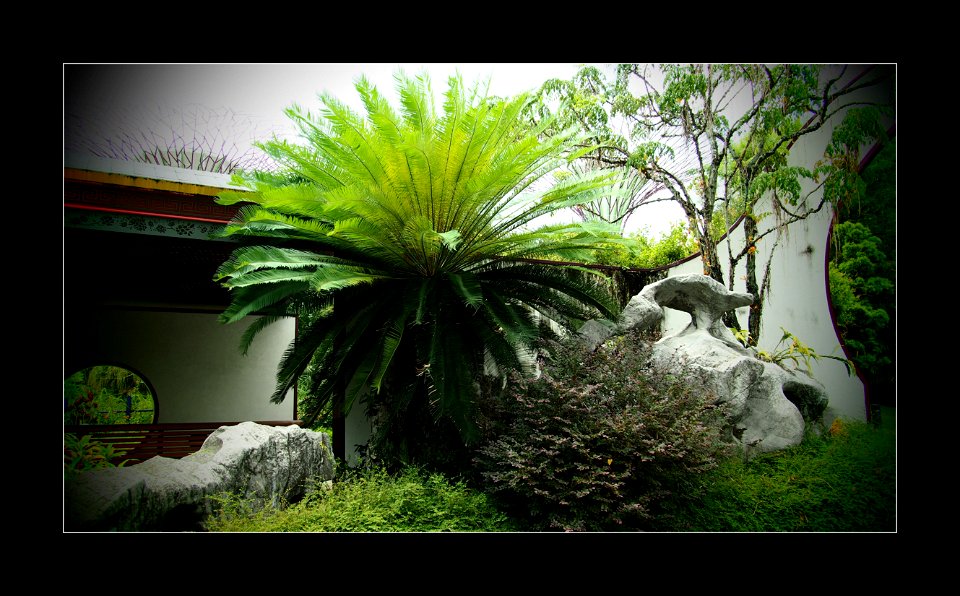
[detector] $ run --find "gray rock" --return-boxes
[581,273,827,453]
[618,289,664,333]
[578,283,663,350]
[65,421,333,531]
[651,332,821,452]
[578,318,618,351]
[641,274,753,346]
[580,274,751,350]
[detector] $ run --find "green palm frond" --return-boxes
[367,314,408,394]
[428,314,481,442]
[216,205,331,241]
[215,246,335,279]
[309,265,386,292]
[270,314,338,404]
[216,71,624,446]
[225,268,317,289]
[447,272,484,309]
[238,313,288,356]
[219,282,311,324]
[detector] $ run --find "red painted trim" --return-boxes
[858,124,895,169]
[64,203,232,224]
[823,126,896,421]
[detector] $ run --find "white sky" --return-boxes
[64,63,687,236]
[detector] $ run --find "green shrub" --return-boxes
[829,221,894,382]
[474,330,733,531]
[653,410,896,531]
[205,466,517,532]
[591,222,698,269]
[64,433,129,477]
[828,139,896,407]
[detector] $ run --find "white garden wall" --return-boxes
[65,310,296,423]
[661,65,894,422]
[662,202,867,422]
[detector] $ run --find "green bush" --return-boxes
[829,139,896,407]
[204,466,517,532]
[653,410,896,531]
[64,433,128,477]
[829,221,894,382]
[591,222,698,269]
[474,330,733,531]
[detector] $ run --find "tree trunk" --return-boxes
[696,222,724,283]
[696,220,742,330]
[332,329,346,462]
[743,216,761,346]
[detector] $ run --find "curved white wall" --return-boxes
[662,202,866,421]
[65,310,296,423]
[662,65,894,422]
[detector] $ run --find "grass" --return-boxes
[652,406,896,532]
[204,408,895,533]
[205,466,518,532]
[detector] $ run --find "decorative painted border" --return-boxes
[64,209,226,241]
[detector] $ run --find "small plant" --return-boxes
[474,330,733,531]
[64,433,129,476]
[731,327,855,377]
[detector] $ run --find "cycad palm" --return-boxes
[215,72,622,444]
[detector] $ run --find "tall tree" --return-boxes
[214,73,622,454]
[529,64,894,340]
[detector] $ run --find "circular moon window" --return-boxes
[64,365,157,425]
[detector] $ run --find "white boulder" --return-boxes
[65,421,333,531]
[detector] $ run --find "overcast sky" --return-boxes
[63,63,686,235]
[66,64,585,137]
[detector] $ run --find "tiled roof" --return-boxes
[64,152,247,191]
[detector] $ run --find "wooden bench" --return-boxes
[64,420,303,465]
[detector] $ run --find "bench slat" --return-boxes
[65,420,303,462]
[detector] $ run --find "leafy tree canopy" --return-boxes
[527,64,893,340]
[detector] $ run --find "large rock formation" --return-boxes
[65,422,334,531]
[580,274,828,453]
[581,273,754,350]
